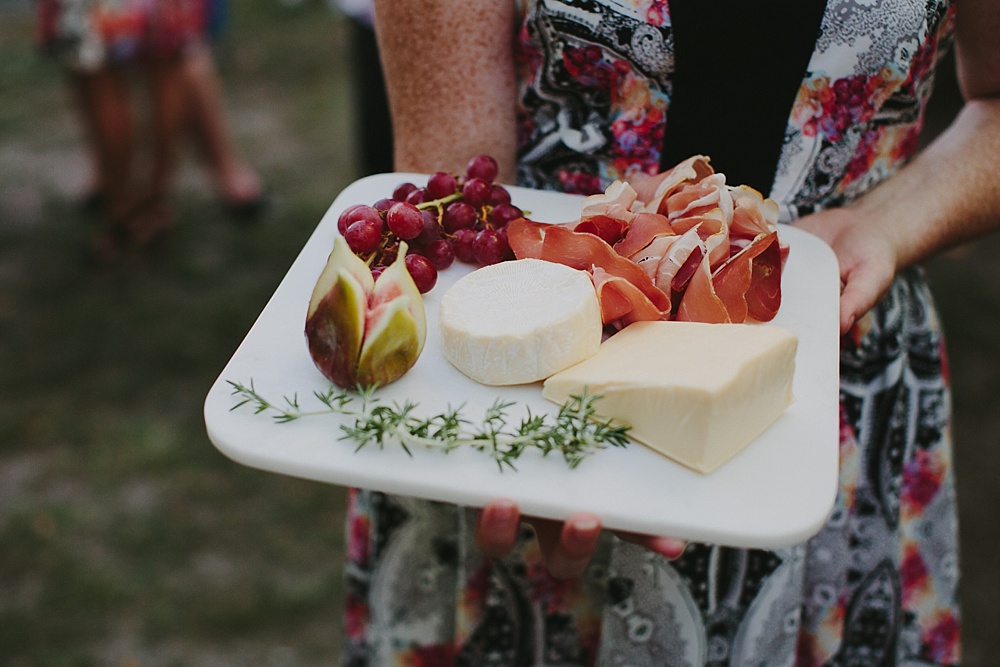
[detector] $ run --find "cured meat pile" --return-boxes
[507,156,786,330]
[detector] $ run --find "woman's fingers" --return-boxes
[793,207,897,335]
[475,500,686,577]
[474,498,521,559]
[615,531,687,560]
[530,513,603,580]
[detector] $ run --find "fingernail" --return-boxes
[566,517,600,550]
[651,537,687,560]
[476,500,520,560]
[486,498,517,521]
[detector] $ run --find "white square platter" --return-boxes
[204,173,841,548]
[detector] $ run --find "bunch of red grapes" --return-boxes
[336,155,523,294]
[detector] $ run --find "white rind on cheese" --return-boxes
[542,321,797,473]
[439,259,603,385]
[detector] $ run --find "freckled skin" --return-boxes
[373,0,518,182]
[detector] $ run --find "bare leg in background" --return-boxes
[182,45,263,212]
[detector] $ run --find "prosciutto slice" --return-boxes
[613,212,676,258]
[507,218,671,324]
[729,185,779,240]
[640,225,703,297]
[674,253,731,323]
[630,155,715,214]
[572,215,630,246]
[678,230,782,323]
[569,179,639,245]
[508,155,786,328]
[579,179,639,221]
[591,266,668,327]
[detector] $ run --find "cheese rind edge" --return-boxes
[439,259,603,386]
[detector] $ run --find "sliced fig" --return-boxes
[368,242,426,348]
[305,237,425,389]
[308,235,373,319]
[306,267,368,387]
[357,297,423,387]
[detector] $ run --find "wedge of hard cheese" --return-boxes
[542,321,797,473]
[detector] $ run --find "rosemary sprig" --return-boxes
[227,380,629,470]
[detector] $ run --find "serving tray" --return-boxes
[204,174,841,548]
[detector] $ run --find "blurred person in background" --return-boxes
[181,4,266,220]
[37,0,263,263]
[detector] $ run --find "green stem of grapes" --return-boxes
[416,192,462,210]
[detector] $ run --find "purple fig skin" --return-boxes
[305,238,426,389]
[305,271,366,388]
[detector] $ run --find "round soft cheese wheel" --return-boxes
[439,258,603,385]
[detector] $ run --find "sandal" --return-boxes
[223,188,269,221]
[85,195,173,265]
[78,190,107,216]
[216,164,268,222]
[87,217,132,266]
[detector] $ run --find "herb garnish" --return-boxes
[228,380,629,470]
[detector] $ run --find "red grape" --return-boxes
[465,154,499,183]
[442,201,477,233]
[423,238,455,270]
[405,253,438,293]
[425,171,458,201]
[380,246,398,266]
[338,156,518,291]
[489,203,523,229]
[452,228,478,263]
[338,204,381,236]
[489,185,511,206]
[337,204,363,235]
[344,219,382,254]
[393,182,418,201]
[473,228,509,265]
[462,177,491,208]
[386,202,425,240]
[414,209,442,245]
[373,198,395,214]
[497,227,516,261]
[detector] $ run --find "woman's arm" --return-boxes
[372,0,519,181]
[796,0,1000,333]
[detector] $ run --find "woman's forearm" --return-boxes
[372,0,519,181]
[797,0,1000,332]
[849,0,1000,269]
[851,97,1000,271]
[795,97,1000,333]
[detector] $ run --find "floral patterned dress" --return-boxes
[343,1,962,665]
[37,0,207,72]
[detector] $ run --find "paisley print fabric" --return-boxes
[37,0,207,72]
[343,1,962,665]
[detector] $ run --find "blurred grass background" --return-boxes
[0,1,997,665]
[1,2,355,664]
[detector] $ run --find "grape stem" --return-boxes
[416,192,462,210]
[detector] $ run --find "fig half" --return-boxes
[306,237,426,388]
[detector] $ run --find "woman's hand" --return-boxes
[474,498,687,579]
[793,206,899,335]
